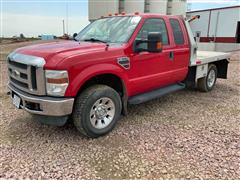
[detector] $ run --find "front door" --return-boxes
[128,18,175,96]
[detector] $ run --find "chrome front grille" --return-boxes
[7,52,46,95]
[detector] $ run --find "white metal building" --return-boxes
[89,0,187,21]
[187,6,240,44]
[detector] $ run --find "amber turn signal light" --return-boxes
[47,77,68,84]
[156,42,162,49]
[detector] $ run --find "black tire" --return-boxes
[197,64,218,92]
[73,85,122,138]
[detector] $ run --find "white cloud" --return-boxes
[2,13,89,37]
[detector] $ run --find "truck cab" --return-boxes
[7,13,230,138]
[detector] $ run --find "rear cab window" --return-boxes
[169,19,185,45]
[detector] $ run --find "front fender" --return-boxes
[65,63,129,97]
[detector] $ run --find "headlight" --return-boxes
[45,70,69,96]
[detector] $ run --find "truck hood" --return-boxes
[16,41,108,63]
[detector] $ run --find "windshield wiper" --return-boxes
[83,38,108,44]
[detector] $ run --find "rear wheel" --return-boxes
[198,64,218,92]
[73,85,122,138]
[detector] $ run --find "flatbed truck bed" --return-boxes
[195,51,230,66]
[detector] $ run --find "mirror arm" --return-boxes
[135,47,148,53]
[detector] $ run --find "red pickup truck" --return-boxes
[7,13,230,137]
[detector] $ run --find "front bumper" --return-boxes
[8,84,74,117]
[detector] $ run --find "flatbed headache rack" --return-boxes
[184,15,231,67]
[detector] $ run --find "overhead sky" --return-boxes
[1,0,240,37]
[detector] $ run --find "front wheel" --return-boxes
[197,64,218,92]
[73,85,122,138]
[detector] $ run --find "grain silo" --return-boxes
[124,0,145,13]
[88,0,187,21]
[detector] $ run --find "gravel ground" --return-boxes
[0,41,239,179]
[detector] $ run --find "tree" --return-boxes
[20,33,25,39]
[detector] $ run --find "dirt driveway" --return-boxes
[0,41,239,179]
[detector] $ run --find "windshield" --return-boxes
[75,16,142,44]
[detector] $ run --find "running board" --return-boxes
[128,83,186,105]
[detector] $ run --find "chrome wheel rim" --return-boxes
[90,97,115,129]
[207,69,216,88]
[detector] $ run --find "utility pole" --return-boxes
[66,3,69,35]
[62,19,65,35]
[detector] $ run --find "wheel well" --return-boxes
[78,74,125,97]
[211,59,229,79]
[77,74,128,115]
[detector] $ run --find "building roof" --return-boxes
[187,5,240,13]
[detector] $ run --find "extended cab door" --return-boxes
[128,18,176,96]
[168,18,190,82]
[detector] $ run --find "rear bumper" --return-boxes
[8,84,74,117]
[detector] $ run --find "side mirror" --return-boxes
[73,33,78,41]
[73,33,78,38]
[147,32,163,53]
[135,32,163,53]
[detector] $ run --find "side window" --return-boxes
[136,18,169,46]
[170,19,184,45]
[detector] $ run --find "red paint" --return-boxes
[196,60,202,65]
[200,37,237,43]
[15,14,191,98]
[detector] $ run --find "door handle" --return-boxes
[169,51,174,60]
